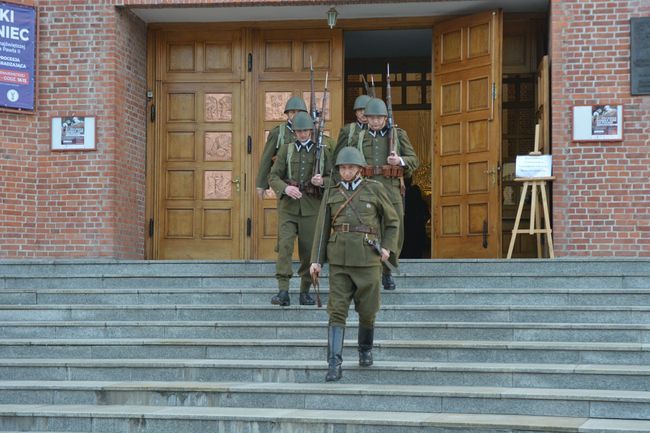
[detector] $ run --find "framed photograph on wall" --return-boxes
[572,105,623,141]
[51,116,96,150]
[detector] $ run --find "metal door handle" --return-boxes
[484,168,497,185]
[231,177,241,192]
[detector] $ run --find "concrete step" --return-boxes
[4,273,648,289]
[2,404,650,433]
[1,304,650,323]
[1,338,649,365]
[2,320,649,343]
[2,258,649,277]
[5,287,650,306]
[2,380,650,420]
[2,359,650,391]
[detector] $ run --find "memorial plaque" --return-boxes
[631,18,650,95]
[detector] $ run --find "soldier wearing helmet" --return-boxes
[332,94,371,170]
[310,147,399,382]
[268,111,332,307]
[256,96,308,198]
[347,97,419,290]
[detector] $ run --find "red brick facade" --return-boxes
[0,1,146,258]
[550,0,650,256]
[1,0,648,258]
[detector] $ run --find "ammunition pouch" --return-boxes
[285,179,323,199]
[361,165,403,178]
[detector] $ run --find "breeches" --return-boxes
[327,264,381,328]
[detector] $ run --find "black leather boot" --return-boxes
[299,292,315,305]
[358,326,374,367]
[382,272,396,290]
[325,325,345,382]
[271,290,290,306]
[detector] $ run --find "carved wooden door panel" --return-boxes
[252,29,343,259]
[154,30,243,259]
[433,11,503,258]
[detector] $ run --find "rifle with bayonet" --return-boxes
[303,71,329,198]
[361,74,376,98]
[385,63,406,196]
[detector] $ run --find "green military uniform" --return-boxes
[269,114,332,305]
[353,123,419,272]
[256,122,298,190]
[310,147,399,382]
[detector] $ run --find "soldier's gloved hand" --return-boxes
[256,188,266,199]
[311,174,323,186]
[285,185,302,199]
[310,263,321,277]
[380,248,390,262]
[387,152,401,166]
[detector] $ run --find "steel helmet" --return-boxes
[364,98,388,117]
[335,147,367,167]
[353,94,371,111]
[291,111,313,131]
[284,96,308,113]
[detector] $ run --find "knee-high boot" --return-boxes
[358,326,374,367]
[325,325,345,382]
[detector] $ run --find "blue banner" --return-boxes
[0,2,36,111]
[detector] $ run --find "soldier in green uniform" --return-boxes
[256,96,308,199]
[346,97,419,290]
[332,94,371,165]
[269,111,331,306]
[310,147,399,382]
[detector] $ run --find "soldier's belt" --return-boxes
[361,165,404,178]
[333,223,377,235]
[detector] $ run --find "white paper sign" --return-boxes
[515,155,552,179]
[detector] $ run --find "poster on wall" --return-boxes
[0,1,37,111]
[51,116,96,150]
[572,105,623,141]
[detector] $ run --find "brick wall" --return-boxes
[0,1,146,258]
[550,0,650,257]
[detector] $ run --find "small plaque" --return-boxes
[631,18,650,95]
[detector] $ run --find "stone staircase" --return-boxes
[0,258,649,433]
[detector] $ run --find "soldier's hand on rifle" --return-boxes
[284,185,302,199]
[387,152,401,166]
[380,248,390,262]
[256,187,266,199]
[311,174,323,186]
[310,263,321,278]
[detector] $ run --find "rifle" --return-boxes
[385,63,406,197]
[309,57,319,140]
[303,72,328,198]
[361,74,376,98]
[311,165,335,309]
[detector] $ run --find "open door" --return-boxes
[433,10,503,258]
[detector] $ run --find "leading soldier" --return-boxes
[256,96,308,198]
[335,97,419,290]
[310,147,399,382]
[269,111,331,306]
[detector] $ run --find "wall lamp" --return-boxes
[327,7,338,29]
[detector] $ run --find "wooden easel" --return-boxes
[506,125,555,259]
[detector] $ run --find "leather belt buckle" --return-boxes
[339,223,350,232]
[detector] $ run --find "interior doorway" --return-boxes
[344,29,433,259]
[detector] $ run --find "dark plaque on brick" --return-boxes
[631,18,650,95]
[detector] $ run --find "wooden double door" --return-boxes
[148,11,503,259]
[148,26,343,259]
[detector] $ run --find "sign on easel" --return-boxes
[515,155,552,179]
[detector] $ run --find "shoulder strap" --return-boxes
[331,183,366,224]
[286,141,295,179]
[276,123,287,149]
[346,123,356,147]
[356,129,366,153]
